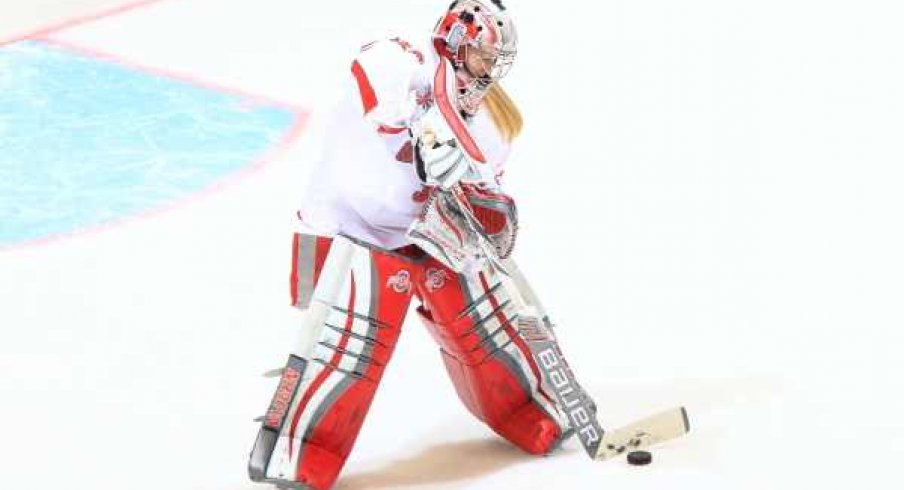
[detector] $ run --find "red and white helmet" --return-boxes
[432,0,518,113]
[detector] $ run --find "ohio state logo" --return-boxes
[425,267,447,292]
[386,270,412,293]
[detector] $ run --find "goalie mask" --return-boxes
[432,0,518,114]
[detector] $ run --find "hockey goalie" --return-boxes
[249,2,585,488]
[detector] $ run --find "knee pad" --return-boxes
[415,260,569,455]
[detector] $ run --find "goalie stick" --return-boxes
[429,57,688,459]
[446,185,690,460]
[595,406,690,460]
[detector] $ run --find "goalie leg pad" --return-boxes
[264,235,417,490]
[414,258,568,455]
[289,233,333,310]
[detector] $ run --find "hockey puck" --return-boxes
[627,450,652,466]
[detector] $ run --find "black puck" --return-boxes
[627,450,652,465]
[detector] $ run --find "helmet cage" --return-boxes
[433,1,517,112]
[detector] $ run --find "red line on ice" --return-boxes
[0,0,168,47]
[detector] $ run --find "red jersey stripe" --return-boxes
[287,274,356,460]
[351,60,377,115]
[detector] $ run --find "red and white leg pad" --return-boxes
[255,235,417,490]
[415,258,570,455]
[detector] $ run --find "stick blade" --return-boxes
[595,406,690,460]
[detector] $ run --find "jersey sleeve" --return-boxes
[349,39,422,129]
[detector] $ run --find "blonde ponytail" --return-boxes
[484,83,523,142]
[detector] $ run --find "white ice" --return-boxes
[1,0,903,489]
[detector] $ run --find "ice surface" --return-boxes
[1,0,902,489]
[0,41,295,245]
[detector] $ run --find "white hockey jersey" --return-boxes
[297,36,512,250]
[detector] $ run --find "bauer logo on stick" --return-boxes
[536,344,603,453]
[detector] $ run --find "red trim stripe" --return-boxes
[351,60,377,115]
[377,125,406,135]
[433,61,486,164]
[435,199,464,245]
[288,273,356,459]
[290,234,301,306]
[312,237,331,290]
